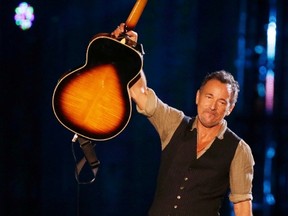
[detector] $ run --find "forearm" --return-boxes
[233,200,253,216]
[111,23,147,109]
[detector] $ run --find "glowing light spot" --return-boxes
[14,2,35,30]
[265,69,274,113]
[254,45,265,54]
[267,22,276,60]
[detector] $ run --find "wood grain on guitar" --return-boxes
[57,64,125,133]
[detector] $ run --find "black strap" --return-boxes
[72,134,100,184]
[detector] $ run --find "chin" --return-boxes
[201,120,220,128]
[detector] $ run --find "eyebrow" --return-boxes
[204,93,229,103]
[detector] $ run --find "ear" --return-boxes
[226,104,235,116]
[196,90,200,105]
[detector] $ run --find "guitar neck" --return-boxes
[125,0,148,31]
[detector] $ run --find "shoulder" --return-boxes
[236,140,254,161]
[231,139,255,172]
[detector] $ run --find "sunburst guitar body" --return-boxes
[52,35,143,140]
[52,0,147,141]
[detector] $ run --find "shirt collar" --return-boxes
[191,116,227,140]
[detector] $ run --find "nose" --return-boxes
[210,100,217,110]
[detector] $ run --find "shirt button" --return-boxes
[177,195,181,199]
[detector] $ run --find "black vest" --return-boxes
[149,116,240,216]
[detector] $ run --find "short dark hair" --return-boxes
[200,70,240,105]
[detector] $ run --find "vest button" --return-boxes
[180,186,184,190]
[184,177,188,181]
[174,205,178,209]
[177,195,181,199]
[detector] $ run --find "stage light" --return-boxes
[265,69,274,113]
[264,18,277,114]
[14,2,35,30]
[267,21,276,61]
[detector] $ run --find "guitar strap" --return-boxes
[72,134,100,184]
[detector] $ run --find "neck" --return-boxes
[196,119,223,153]
[196,120,223,139]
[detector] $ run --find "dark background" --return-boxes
[1,0,287,215]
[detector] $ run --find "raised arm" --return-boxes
[129,70,148,110]
[111,23,149,110]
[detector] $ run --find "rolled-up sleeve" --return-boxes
[136,88,184,149]
[136,88,158,117]
[229,140,255,203]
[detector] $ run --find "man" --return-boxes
[112,24,254,216]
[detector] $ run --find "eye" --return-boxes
[218,100,227,106]
[205,94,213,99]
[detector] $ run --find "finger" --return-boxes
[119,23,126,32]
[111,23,125,37]
[126,31,138,41]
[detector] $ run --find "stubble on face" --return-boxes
[196,80,233,129]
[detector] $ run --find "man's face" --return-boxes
[196,79,234,128]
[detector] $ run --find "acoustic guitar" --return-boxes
[52,0,147,141]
